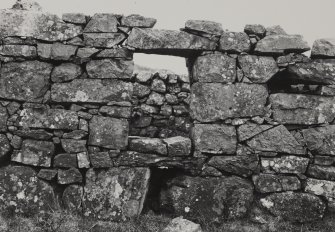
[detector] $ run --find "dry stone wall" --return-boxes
[1,0,335,224]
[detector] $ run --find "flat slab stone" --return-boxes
[190,83,268,122]
[163,136,192,157]
[160,175,253,222]
[261,156,309,174]
[11,139,54,167]
[62,13,87,24]
[0,61,52,102]
[18,108,79,130]
[37,43,77,60]
[193,124,236,155]
[51,63,82,83]
[83,167,150,221]
[126,28,217,56]
[219,31,251,53]
[86,59,134,79]
[129,137,167,155]
[238,55,279,83]
[184,20,223,36]
[0,45,37,58]
[302,125,335,156]
[51,79,133,103]
[121,14,156,28]
[311,38,335,58]
[305,178,335,199]
[0,166,58,216]
[207,145,258,177]
[253,174,301,193]
[307,164,335,181]
[247,125,305,154]
[162,217,202,232]
[287,60,335,84]
[192,53,236,83]
[88,116,129,149]
[255,34,310,54]
[0,9,82,41]
[270,93,335,125]
[260,192,325,222]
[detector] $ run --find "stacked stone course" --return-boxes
[1,0,335,224]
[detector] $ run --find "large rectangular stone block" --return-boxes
[88,116,129,149]
[18,108,79,130]
[270,93,335,125]
[190,83,268,122]
[126,28,216,56]
[51,79,133,103]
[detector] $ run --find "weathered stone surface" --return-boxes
[184,20,223,36]
[238,55,279,83]
[260,192,325,222]
[314,156,335,166]
[192,53,236,83]
[83,33,126,48]
[51,79,133,103]
[270,93,335,125]
[163,136,191,156]
[62,13,87,24]
[54,153,77,168]
[0,105,8,132]
[12,0,42,11]
[0,61,52,102]
[0,9,82,41]
[190,83,268,122]
[89,152,113,168]
[193,124,236,154]
[305,178,335,198]
[0,134,11,160]
[86,59,134,79]
[61,139,87,153]
[0,166,58,216]
[77,152,90,168]
[261,156,309,174]
[208,145,258,177]
[307,164,335,181]
[247,125,304,154]
[162,217,202,232]
[11,139,54,167]
[18,108,79,130]
[0,45,36,57]
[96,47,133,59]
[160,175,253,222]
[88,116,129,149]
[62,185,83,212]
[255,35,310,54]
[84,13,118,33]
[121,14,156,28]
[76,47,100,59]
[58,168,82,184]
[287,60,335,84]
[37,43,77,60]
[302,126,335,156]
[126,28,216,56]
[51,63,82,83]
[253,174,301,193]
[244,24,266,37]
[266,25,287,36]
[311,38,335,58]
[219,32,250,53]
[237,122,273,141]
[14,129,53,140]
[37,169,57,181]
[151,78,166,93]
[129,137,167,155]
[82,167,150,221]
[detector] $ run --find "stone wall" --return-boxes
[1,0,335,224]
